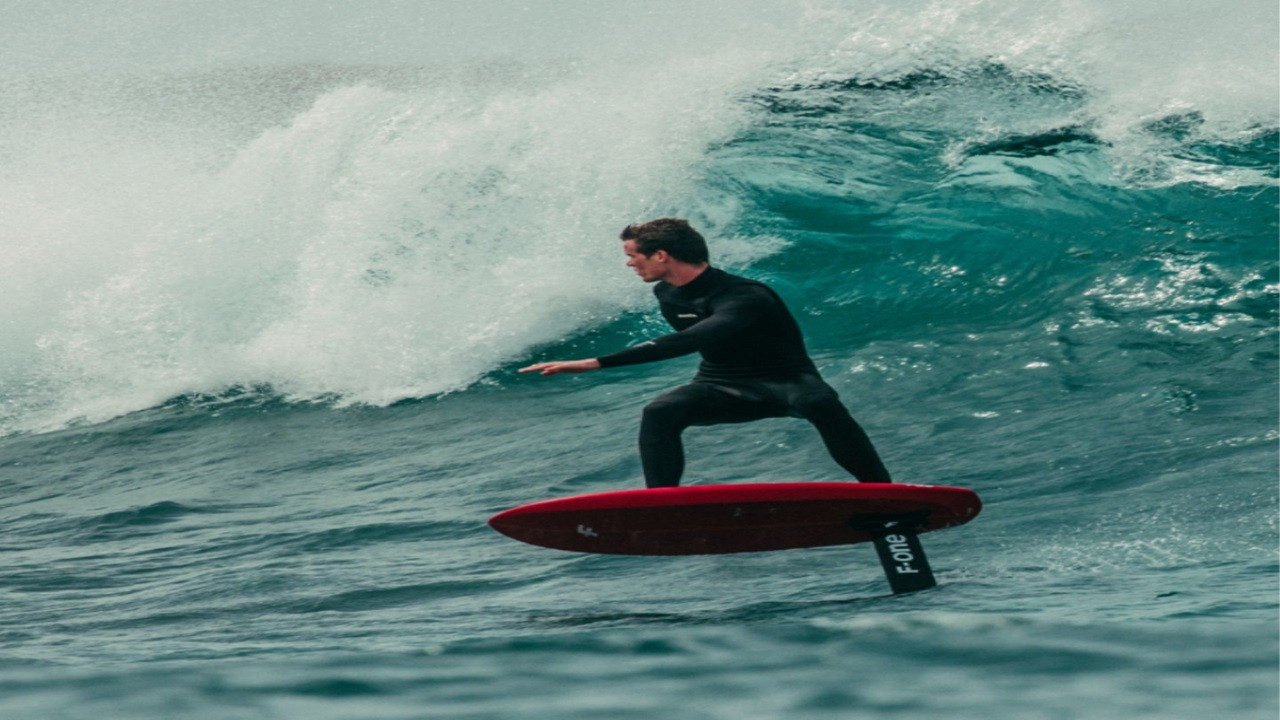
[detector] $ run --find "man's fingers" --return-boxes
[519,361,565,376]
[521,359,600,376]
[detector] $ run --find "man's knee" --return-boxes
[793,388,848,423]
[641,393,694,433]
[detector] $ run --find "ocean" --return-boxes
[1,1,1277,718]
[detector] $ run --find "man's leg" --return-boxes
[638,383,775,488]
[783,375,893,483]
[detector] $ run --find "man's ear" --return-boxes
[651,250,670,263]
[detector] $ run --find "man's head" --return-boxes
[619,218,709,264]
[619,218,710,285]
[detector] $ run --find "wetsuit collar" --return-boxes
[671,265,718,294]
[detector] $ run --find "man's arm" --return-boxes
[520,286,770,377]
[594,286,770,368]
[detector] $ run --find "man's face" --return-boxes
[623,239,668,283]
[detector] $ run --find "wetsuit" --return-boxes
[598,267,892,488]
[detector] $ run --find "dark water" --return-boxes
[2,2,1277,718]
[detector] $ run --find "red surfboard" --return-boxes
[488,482,981,556]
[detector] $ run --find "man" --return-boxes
[520,218,892,488]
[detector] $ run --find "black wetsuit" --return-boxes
[598,267,891,488]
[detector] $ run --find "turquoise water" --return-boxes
[2,2,1277,718]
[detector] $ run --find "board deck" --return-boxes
[488,482,981,556]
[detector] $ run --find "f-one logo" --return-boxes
[883,533,920,574]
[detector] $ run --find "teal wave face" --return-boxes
[697,65,1277,347]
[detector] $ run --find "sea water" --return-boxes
[1,1,1276,718]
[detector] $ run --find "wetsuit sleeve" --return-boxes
[597,286,772,368]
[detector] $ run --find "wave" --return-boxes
[1,1,1275,436]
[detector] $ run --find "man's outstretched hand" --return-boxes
[518,359,603,376]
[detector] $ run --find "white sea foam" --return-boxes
[0,60,784,433]
[809,0,1278,140]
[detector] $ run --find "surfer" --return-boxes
[520,218,891,488]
